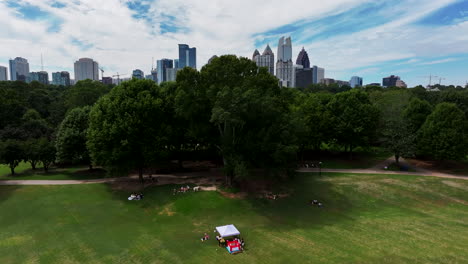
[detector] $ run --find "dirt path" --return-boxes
[1,165,467,186]
[298,168,468,180]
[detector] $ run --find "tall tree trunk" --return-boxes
[30,161,36,170]
[395,154,400,165]
[89,163,93,170]
[138,167,144,183]
[10,166,15,175]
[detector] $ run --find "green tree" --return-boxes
[294,92,333,154]
[0,140,24,175]
[23,139,41,170]
[200,56,299,184]
[403,98,433,133]
[65,80,110,110]
[418,103,468,160]
[87,79,167,182]
[327,89,380,155]
[37,138,56,172]
[55,106,92,168]
[374,90,415,164]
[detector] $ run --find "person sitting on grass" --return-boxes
[201,233,210,242]
[128,193,136,200]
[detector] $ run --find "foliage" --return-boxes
[327,89,380,154]
[87,79,167,181]
[0,140,24,175]
[198,56,299,184]
[403,97,433,133]
[55,106,92,166]
[37,138,56,172]
[373,90,415,163]
[418,103,468,160]
[65,79,110,110]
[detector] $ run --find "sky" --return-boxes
[0,0,468,87]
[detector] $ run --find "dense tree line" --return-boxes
[1,56,468,185]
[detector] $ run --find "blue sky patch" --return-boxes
[417,0,468,25]
[6,0,64,32]
[254,1,398,48]
[71,38,94,51]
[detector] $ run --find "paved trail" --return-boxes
[1,159,466,186]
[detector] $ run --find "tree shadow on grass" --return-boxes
[0,167,107,180]
[244,172,356,231]
[0,185,21,204]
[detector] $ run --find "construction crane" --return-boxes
[99,67,105,79]
[419,74,438,88]
[438,77,445,85]
[112,72,128,85]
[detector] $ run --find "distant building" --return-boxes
[52,71,71,86]
[157,59,173,84]
[349,76,363,88]
[295,65,313,88]
[276,36,294,87]
[0,66,7,81]
[296,47,310,69]
[207,55,218,64]
[396,79,407,88]
[74,58,99,81]
[321,78,335,85]
[28,71,49,85]
[174,59,179,69]
[166,68,180,82]
[312,65,325,84]
[178,44,196,69]
[253,44,275,75]
[382,75,400,87]
[9,57,29,82]
[101,77,113,85]
[132,69,144,79]
[145,69,158,82]
[335,80,350,87]
[366,83,381,87]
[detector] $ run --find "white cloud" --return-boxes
[419,58,459,65]
[0,0,467,87]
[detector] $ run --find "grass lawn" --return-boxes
[0,172,467,263]
[0,163,106,180]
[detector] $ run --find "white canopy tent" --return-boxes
[216,224,240,238]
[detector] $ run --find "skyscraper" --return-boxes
[174,59,179,69]
[382,75,400,87]
[276,36,294,87]
[74,58,99,81]
[253,44,275,75]
[0,66,7,81]
[157,59,173,84]
[294,65,313,88]
[296,47,310,69]
[178,44,197,69]
[252,49,260,60]
[312,65,325,84]
[145,69,158,83]
[9,57,29,82]
[132,69,144,79]
[52,71,71,86]
[28,71,49,85]
[349,76,363,88]
[166,68,180,82]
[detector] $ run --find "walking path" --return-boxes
[0,160,466,186]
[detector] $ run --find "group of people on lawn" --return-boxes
[200,233,245,250]
[128,193,144,200]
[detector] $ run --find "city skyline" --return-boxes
[0,0,467,87]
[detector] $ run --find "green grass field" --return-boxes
[0,172,467,263]
[0,163,105,180]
